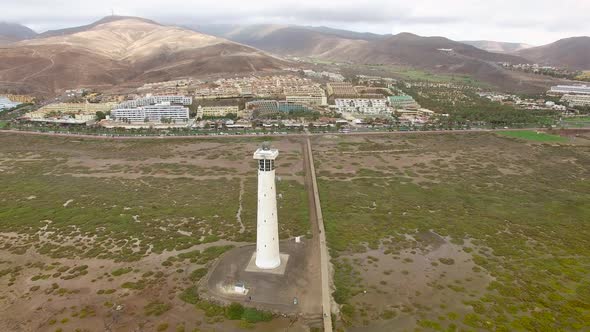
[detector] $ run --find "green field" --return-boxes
[346,63,491,87]
[497,130,568,142]
[314,133,590,331]
[562,117,590,128]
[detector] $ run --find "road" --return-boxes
[304,136,333,332]
[0,127,550,141]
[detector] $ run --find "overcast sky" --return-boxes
[3,0,589,45]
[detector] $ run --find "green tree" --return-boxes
[225,302,244,320]
[95,111,106,120]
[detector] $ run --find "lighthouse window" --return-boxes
[259,159,275,171]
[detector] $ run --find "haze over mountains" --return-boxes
[195,24,549,91]
[0,22,37,45]
[460,40,533,54]
[1,16,589,96]
[196,24,589,71]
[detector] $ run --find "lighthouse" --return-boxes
[253,143,281,269]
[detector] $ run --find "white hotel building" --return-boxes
[286,94,328,106]
[335,98,389,114]
[561,94,590,107]
[550,85,590,95]
[117,95,192,108]
[111,104,189,123]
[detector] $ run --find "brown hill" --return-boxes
[325,33,543,91]
[322,33,526,64]
[0,17,287,95]
[194,24,380,57]
[37,16,160,38]
[516,37,590,70]
[198,25,552,91]
[197,25,525,64]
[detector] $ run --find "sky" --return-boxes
[2,0,590,45]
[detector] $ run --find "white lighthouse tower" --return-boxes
[253,143,281,269]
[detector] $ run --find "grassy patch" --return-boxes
[111,267,133,277]
[144,301,172,316]
[189,268,208,282]
[316,133,590,330]
[497,130,567,142]
[179,286,199,304]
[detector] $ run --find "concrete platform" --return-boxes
[244,252,290,275]
[202,239,322,314]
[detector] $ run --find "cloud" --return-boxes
[1,0,588,44]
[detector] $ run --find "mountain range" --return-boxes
[193,24,555,92]
[0,17,589,95]
[516,37,590,70]
[0,17,286,94]
[197,23,590,71]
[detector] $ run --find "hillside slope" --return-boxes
[196,25,551,91]
[517,37,590,70]
[193,24,373,57]
[0,17,287,95]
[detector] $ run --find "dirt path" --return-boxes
[303,137,334,332]
[20,55,55,82]
[236,178,245,234]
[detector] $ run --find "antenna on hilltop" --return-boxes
[111,8,115,16]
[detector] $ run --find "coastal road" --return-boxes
[0,127,551,141]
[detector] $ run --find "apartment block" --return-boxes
[111,105,189,123]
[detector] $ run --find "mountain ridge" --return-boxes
[0,17,287,95]
[516,36,590,70]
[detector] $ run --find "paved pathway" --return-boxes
[305,136,333,332]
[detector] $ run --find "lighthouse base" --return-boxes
[245,252,290,275]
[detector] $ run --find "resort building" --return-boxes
[117,95,192,109]
[335,98,389,114]
[327,83,360,98]
[27,102,117,120]
[111,104,189,123]
[561,94,590,107]
[285,94,327,106]
[549,85,590,95]
[246,100,314,116]
[197,106,240,118]
[388,95,420,109]
[0,96,21,110]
